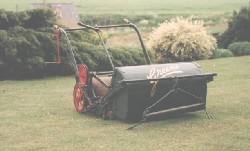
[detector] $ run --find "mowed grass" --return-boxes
[0,56,250,150]
[1,0,249,15]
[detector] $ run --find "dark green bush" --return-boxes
[25,8,56,29]
[218,5,250,48]
[0,10,20,29]
[0,9,150,80]
[0,26,48,79]
[212,49,233,59]
[72,42,148,71]
[228,41,250,56]
[0,9,71,79]
[109,47,147,67]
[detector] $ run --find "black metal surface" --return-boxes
[109,62,215,121]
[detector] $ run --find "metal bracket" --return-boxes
[127,77,210,130]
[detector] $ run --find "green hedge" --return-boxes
[212,49,233,59]
[0,9,149,80]
[228,41,250,56]
[71,42,148,71]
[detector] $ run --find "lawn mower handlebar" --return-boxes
[77,19,133,30]
[68,19,152,64]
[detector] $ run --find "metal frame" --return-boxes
[65,20,152,68]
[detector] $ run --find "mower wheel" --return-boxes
[78,64,88,85]
[73,84,85,113]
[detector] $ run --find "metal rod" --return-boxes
[91,73,110,88]
[77,21,152,65]
[146,103,204,118]
[78,22,131,29]
[128,23,151,64]
[96,30,115,70]
[65,27,87,31]
[127,118,146,130]
[67,24,132,31]
[177,88,205,103]
[204,109,213,119]
[95,71,113,75]
[60,28,79,75]
[121,73,217,84]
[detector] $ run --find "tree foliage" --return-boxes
[218,4,250,48]
[147,17,216,63]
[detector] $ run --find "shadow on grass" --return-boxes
[124,112,206,130]
[76,109,203,123]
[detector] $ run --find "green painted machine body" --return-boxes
[109,62,210,121]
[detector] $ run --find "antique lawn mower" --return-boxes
[51,20,216,129]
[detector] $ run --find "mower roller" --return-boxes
[53,20,216,128]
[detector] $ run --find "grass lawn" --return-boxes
[0,56,250,150]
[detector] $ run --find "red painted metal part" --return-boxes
[73,84,85,113]
[78,64,88,85]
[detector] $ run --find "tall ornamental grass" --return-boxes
[147,17,216,62]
